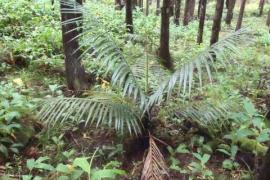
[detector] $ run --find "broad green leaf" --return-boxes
[236,128,254,139]
[243,99,257,116]
[36,156,50,163]
[36,163,55,171]
[201,154,210,164]
[26,159,36,171]
[0,144,8,157]
[222,159,233,170]
[176,144,189,154]
[56,163,70,173]
[73,157,90,174]
[91,169,126,180]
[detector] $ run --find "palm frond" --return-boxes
[177,103,231,138]
[60,1,146,108]
[38,92,143,135]
[147,29,254,108]
[141,135,169,180]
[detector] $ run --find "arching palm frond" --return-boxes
[177,103,231,138]
[147,29,254,108]
[60,1,146,108]
[141,135,169,180]
[38,93,143,135]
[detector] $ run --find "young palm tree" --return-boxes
[38,1,254,178]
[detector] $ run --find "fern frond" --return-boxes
[141,135,169,180]
[38,93,143,135]
[148,29,254,108]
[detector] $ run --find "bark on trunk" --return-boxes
[174,0,182,25]
[159,0,174,70]
[146,0,149,15]
[60,0,88,91]
[126,0,134,33]
[51,0,54,9]
[197,0,202,18]
[169,0,175,17]
[259,0,265,16]
[183,0,195,25]
[156,0,161,15]
[189,0,196,19]
[255,147,270,180]
[183,0,189,25]
[197,0,207,44]
[210,0,225,45]
[139,0,143,11]
[225,0,236,26]
[267,10,270,26]
[133,0,137,8]
[235,0,246,31]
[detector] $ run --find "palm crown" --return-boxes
[38,1,254,136]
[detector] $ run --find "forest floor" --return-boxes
[1,0,270,179]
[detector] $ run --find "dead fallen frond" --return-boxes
[141,135,169,180]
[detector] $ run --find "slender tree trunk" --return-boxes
[169,0,175,16]
[60,0,88,91]
[225,0,236,26]
[159,0,174,70]
[235,0,246,30]
[189,0,196,19]
[139,0,144,11]
[197,0,207,44]
[183,0,190,25]
[210,0,225,45]
[225,0,229,9]
[146,0,149,15]
[51,0,54,9]
[267,10,270,26]
[198,0,202,18]
[183,0,195,25]
[174,0,182,25]
[259,0,265,16]
[156,0,161,15]
[126,0,134,33]
[132,0,137,8]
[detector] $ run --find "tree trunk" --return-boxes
[225,0,236,26]
[235,0,246,31]
[183,0,189,25]
[210,0,225,45]
[169,0,175,17]
[133,0,137,8]
[255,147,270,180]
[197,0,207,44]
[126,0,134,33]
[197,0,202,18]
[159,0,174,70]
[183,0,195,25]
[189,0,196,19]
[146,0,149,15]
[60,0,88,91]
[259,0,265,16]
[139,0,144,11]
[156,0,161,15]
[267,10,270,26]
[51,0,54,9]
[174,0,182,25]
[225,0,229,9]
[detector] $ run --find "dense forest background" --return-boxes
[1,0,270,179]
